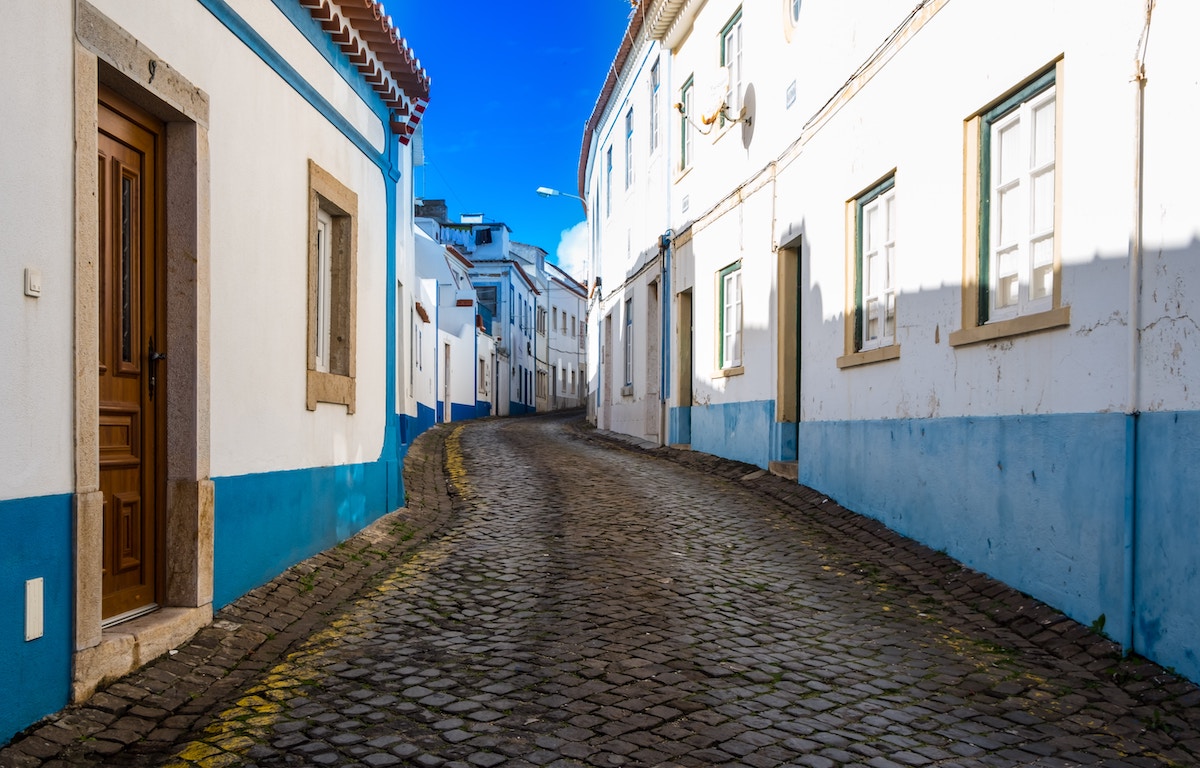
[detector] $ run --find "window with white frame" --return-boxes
[606,146,613,216]
[720,9,743,123]
[649,59,660,152]
[624,298,634,387]
[984,70,1056,322]
[719,262,742,369]
[857,176,896,351]
[314,207,333,374]
[625,107,634,188]
[951,62,1067,346]
[680,76,694,171]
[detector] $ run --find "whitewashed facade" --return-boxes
[580,14,674,444]
[547,262,589,411]
[585,0,1200,683]
[0,0,428,740]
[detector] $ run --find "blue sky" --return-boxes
[397,1,635,281]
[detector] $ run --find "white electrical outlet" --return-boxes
[26,578,44,641]
[24,268,43,298]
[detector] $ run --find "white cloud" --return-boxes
[553,221,589,283]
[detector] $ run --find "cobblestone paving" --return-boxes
[5,413,1200,767]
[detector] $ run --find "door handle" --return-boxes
[148,336,167,401]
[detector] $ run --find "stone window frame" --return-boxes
[306,160,357,412]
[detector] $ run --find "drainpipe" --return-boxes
[1124,0,1153,652]
[660,230,672,445]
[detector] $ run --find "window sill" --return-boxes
[674,165,693,184]
[621,384,634,397]
[949,305,1070,347]
[714,365,744,378]
[837,344,900,369]
[307,370,356,413]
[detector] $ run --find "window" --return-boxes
[952,61,1068,346]
[859,176,896,352]
[307,160,357,412]
[720,9,744,123]
[477,285,497,318]
[509,286,515,323]
[606,146,613,216]
[680,77,694,171]
[537,369,547,399]
[561,365,567,392]
[314,208,333,373]
[649,59,660,152]
[478,357,489,396]
[625,107,634,188]
[719,262,742,370]
[624,298,634,387]
[790,0,801,25]
[552,307,558,334]
[571,369,576,393]
[537,306,547,335]
[571,315,577,337]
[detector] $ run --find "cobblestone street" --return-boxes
[5,413,1199,767]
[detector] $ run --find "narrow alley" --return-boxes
[5,413,1198,768]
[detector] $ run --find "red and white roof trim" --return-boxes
[297,0,431,141]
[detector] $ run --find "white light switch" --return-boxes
[25,578,44,641]
[24,268,42,298]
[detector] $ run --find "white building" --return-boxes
[546,262,589,411]
[580,12,674,445]
[414,226,493,423]
[584,0,1200,684]
[0,0,428,740]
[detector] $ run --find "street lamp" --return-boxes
[536,186,586,204]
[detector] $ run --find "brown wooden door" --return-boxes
[97,90,165,623]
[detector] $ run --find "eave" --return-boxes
[298,0,430,142]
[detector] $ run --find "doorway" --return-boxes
[97,89,165,624]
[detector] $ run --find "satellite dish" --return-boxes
[700,67,730,126]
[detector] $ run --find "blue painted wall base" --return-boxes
[669,406,691,446]
[213,460,390,608]
[690,399,794,469]
[0,494,72,743]
[797,410,1200,685]
[1134,411,1200,682]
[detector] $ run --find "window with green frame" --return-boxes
[718,262,742,369]
[978,66,1056,324]
[719,8,743,125]
[679,76,694,171]
[854,175,896,352]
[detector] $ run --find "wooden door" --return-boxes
[97,90,165,623]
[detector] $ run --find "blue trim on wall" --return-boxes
[195,0,411,613]
[690,399,778,469]
[0,494,72,743]
[1134,410,1200,683]
[798,413,1131,645]
[449,402,477,422]
[196,0,391,170]
[213,461,388,608]
[403,403,437,449]
[510,402,535,416]
[669,405,691,446]
[475,400,493,419]
[264,0,391,125]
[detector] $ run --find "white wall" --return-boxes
[0,1,77,500]
[84,0,393,475]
